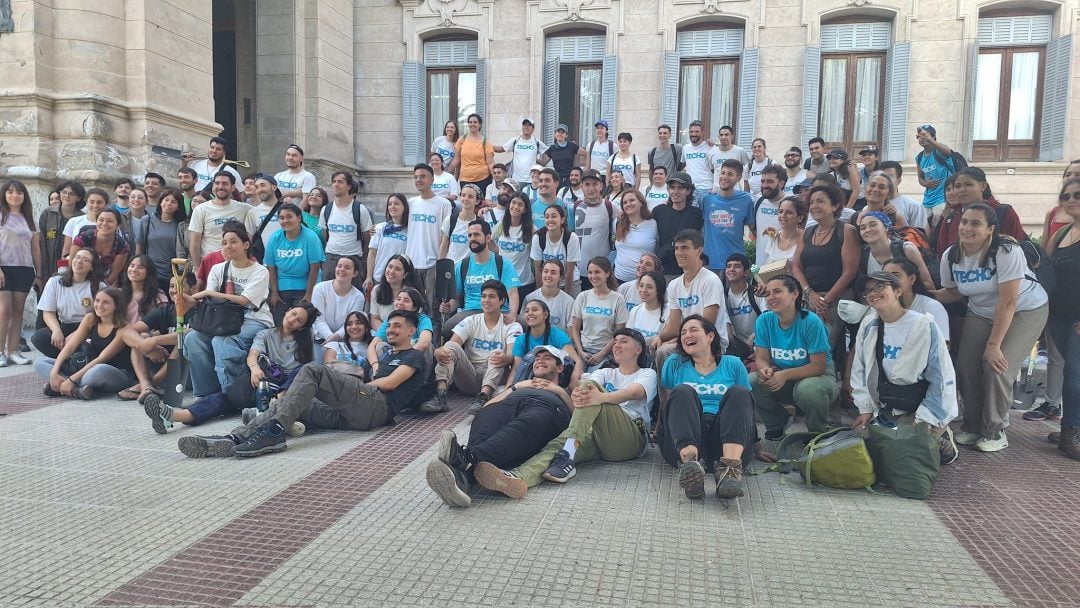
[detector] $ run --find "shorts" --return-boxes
[0,266,35,293]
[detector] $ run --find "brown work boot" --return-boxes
[714,457,745,499]
[1062,427,1080,462]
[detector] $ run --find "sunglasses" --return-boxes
[784,153,800,158]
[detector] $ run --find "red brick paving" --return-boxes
[95,403,469,607]
[0,372,59,417]
[930,413,1080,608]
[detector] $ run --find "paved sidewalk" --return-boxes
[0,368,1075,607]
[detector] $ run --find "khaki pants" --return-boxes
[435,341,508,396]
[751,362,839,434]
[513,401,646,487]
[956,305,1048,438]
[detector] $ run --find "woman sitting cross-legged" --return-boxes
[472,330,656,499]
[34,287,135,400]
[850,272,959,465]
[32,248,106,358]
[659,314,768,500]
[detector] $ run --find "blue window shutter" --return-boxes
[475,59,487,125]
[601,55,617,133]
[1041,35,1071,161]
[883,42,911,161]
[543,57,560,144]
[966,41,979,157]
[402,62,426,166]
[736,48,759,149]
[660,51,680,128]
[801,47,821,147]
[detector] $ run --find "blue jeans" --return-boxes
[1048,315,1080,428]
[33,357,135,393]
[185,319,270,397]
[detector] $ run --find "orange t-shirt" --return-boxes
[455,136,494,183]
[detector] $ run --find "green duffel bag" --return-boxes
[777,428,876,490]
[867,420,940,500]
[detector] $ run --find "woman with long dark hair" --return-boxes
[531,204,581,291]
[119,255,167,325]
[826,148,861,210]
[931,167,1026,255]
[365,193,409,293]
[367,286,434,375]
[449,113,495,192]
[0,179,43,366]
[323,310,373,367]
[431,119,460,169]
[1043,176,1080,459]
[511,298,583,378]
[70,208,130,286]
[39,180,85,279]
[32,248,105,358]
[493,191,536,294]
[312,256,366,344]
[626,271,667,347]
[62,187,108,261]
[370,254,424,331]
[136,188,189,292]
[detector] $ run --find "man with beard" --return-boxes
[543,124,581,187]
[321,171,374,289]
[530,168,572,230]
[183,136,242,192]
[781,147,808,196]
[679,120,719,203]
[441,220,521,332]
[112,177,134,215]
[754,164,788,265]
[187,171,253,268]
[177,167,199,215]
[244,174,284,251]
[274,144,317,204]
[557,166,584,207]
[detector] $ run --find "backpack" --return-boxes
[573,199,615,251]
[322,199,369,241]
[947,235,1057,297]
[859,240,907,277]
[649,144,684,173]
[588,140,615,166]
[776,428,876,490]
[538,226,572,251]
[504,138,519,177]
[917,148,969,174]
[608,153,639,182]
[457,254,505,300]
[892,226,940,287]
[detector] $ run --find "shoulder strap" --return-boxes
[753,195,766,218]
[495,254,504,278]
[448,206,461,238]
[874,317,886,370]
[562,227,571,246]
[1054,224,1073,246]
[608,141,615,155]
[253,199,285,243]
[891,239,906,260]
[140,214,151,246]
[588,141,595,155]
[539,228,548,251]
[648,147,656,169]
[219,261,232,292]
[351,200,365,240]
[458,257,469,297]
[322,203,332,222]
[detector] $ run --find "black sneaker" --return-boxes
[1023,402,1063,421]
[234,423,287,458]
[418,392,448,414]
[436,430,470,470]
[939,427,959,466]
[678,459,706,500]
[43,383,60,397]
[18,338,30,353]
[178,435,239,458]
[542,449,577,483]
[468,392,489,415]
[426,457,472,508]
[141,393,174,435]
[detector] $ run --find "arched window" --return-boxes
[542,30,616,147]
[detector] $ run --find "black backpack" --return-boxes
[457,254,506,301]
[538,227,572,251]
[322,199,370,241]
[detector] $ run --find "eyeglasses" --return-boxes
[862,283,889,297]
[60,190,77,196]
[1060,192,1080,202]
[784,153,800,158]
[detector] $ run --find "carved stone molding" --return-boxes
[538,0,610,22]
[671,0,748,16]
[399,0,481,26]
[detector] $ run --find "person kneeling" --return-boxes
[176,310,427,459]
[425,347,573,508]
[473,331,656,499]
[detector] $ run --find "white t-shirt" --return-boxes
[939,245,1048,319]
[205,261,274,327]
[37,276,101,324]
[725,286,758,343]
[431,136,456,166]
[431,172,461,200]
[879,311,925,377]
[504,137,549,182]
[63,215,94,241]
[440,212,473,263]
[613,219,658,283]
[558,186,582,208]
[452,313,523,367]
[523,288,575,332]
[588,140,615,175]
[608,153,639,187]
[245,202,283,250]
[909,293,951,343]
[369,284,396,326]
[754,197,781,266]
[681,142,718,191]
[494,224,533,285]
[319,201,374,257]
[189,160,241,192]
[893,195,929,231]
[188,200,254,258]
[666,269,729,349]
[745,157,772,198]
[484,182,501,205]
[642,184,669,210]
[368,222,407,283]
[782,169,809,196]
[627,303,665,341]
[573,200,618,266]
[759,232,798,266]
[571,289,629,354]
[618,280,642,312]
[310,280,366,341]
[404,195,452,269]
[274,169,316,199]
[530,230,582,281]
[582,366,658,426]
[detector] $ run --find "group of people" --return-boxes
[5,120,1075,507]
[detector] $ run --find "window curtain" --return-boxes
[579,68,602,145]
[710,63,736,134]
[853,57,881,142]
[457,72,477,132]
[820,58,847,142]
[429,73,450,143]
[973,53,1002,140]
[678,65,704,143]
[1008,51,1039,139]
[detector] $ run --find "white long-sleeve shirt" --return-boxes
[310,280,366,341]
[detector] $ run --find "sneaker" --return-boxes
[73,385,94,400]
[418,391,448,415]
[713,457,745,499]
[42,382,60,397]
[178,435,239,458]
[8,352,31,365]
[0,353,9,367]
[241,407,259,425]
[954,431,981,446]
[233,423,287,458]
[1023,402,1062,421]
[974,431,1008,453]
[426,457,472,508]
[18,338,29,353]
[435,430,470,471]
[468,392,490,415]
[286,421,306,437]
[141,393,174,435]
[938,427,959,465]
[678,459,706,500]
[473,461,528,499]
[542,449,576,483]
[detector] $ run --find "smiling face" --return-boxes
[621,192,641,217]
[724,259,748,283]
[5,185,25,209]
[393,290,418,312]
[540,261,562,288]
[386,196,405,223]
[335,256,358,280]
[96,211,119,237]
[383,315,412,346]
[717,166,739,191]
[467,223,487,253]
[673,239,699,270]
[255,180,276,204]
[752,140,766,158]
[383,259,405,284]
[857,215,888,243]
[159,193,180,218]
[862,280,900,312]
[688,124,703,144]
[587,262,609,288]
[70,250,94,276]
[611,333,642,366]
[864,175,891,205]
[523,300,548,329]
[777,199,801,230]
[345,314,369,340]
[544,206,562,232]
[763,279,799,313]
[444,121,457,138]
[958,208,995,249]
[278,208,301,233]
[413,168,433,192]
[126,257,148,283]
[212,175,233,201]
[480,287,503,313]
[679,319,713,357]
[459,185,478,211]
[808,191,836,223]
[285,148,302,169]
[882,261,917,297]
[93,290,118,319]
[85,193,108,217]
[508,196,526,221]
[608,171,625,190]
[530,350,562,380]
[537,172,557,197]
[784,150,802,169]
[635,255,657,277]
[637,274,657,304]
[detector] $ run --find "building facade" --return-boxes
[1,0,1077,231]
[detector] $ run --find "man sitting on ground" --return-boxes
[176,310,427,459]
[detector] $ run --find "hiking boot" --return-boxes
[542,449,576,483]
[8,352,31,366]
[954,431,981,446]
[1063,426,1080,462]
[939,427,959,466]
[178,435,239,458]
[974,431,1008,453]
[473,461,528,499]
[714,457,745,499]
[678,459,706,500]
[435,430,470,471]
[141,393,174,435]
[426,456,472,508]
[1023,402,1062,421]
[418,391,448,414]
[468,392,490,415]
[234,424,287,458]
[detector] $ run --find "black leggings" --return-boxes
[31,322,82,359]
[468,389,570,470]
[659,384,757,469]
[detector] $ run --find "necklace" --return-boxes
[812,223,836,246]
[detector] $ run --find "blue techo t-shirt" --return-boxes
[753,310,832,369]
[701,190,754,269]
[531,199,573,232]
[265,228,326,291]
[916,150,957,207]
[375,312,433,344]
[661,354,750,415]
[454,254,521,312]
[512,326,573,357]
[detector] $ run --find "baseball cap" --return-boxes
[859,145,879,156]
[918,124,937,138]
[253,173,277,186]
[792,178,814,194]
[522,117,536,126]
[855,271,901,296]
[667,171,693,187]
[837,300,871,324]
[530,345,568,362]
[594,120,609,129]
[826,148,848,161]
[580,169,602,183]
[501,178,521,192]
[530,164,544,173]
[555,124,569,133]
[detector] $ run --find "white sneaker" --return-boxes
[0,353,8,367]
[286,421,306,437]
[954,431,981,446]
[8,352,31,365]
[975,431,1008,452]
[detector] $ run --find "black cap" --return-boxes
[667,171,693,187]
[855,271,900,295]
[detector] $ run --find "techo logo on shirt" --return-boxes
[329,224,357,234]
[952,268,993,284]
[276,248,305,259]
[883,344,902,359]
[542,252,566,261]
[412,213,439,224]
[211,216,242,226]
[464,274,493,286]
[471,338,503,351]
[603,382,616,392]
[646,191,667,200]
[684,382,730,396]
[584,306,613,316]
[677,295,701,308]
[761,207,779,216]
[771,347,808,362]
[384,231,407,242]
[685,152,707,160]
[450,233,467,244]
[498,239,525,253]
[730,304,754,316]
